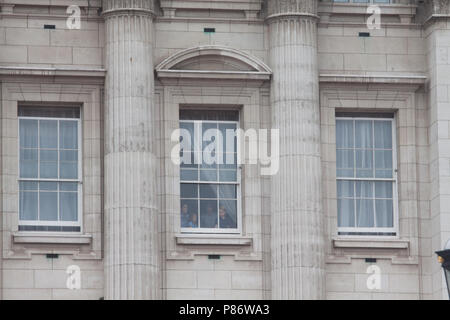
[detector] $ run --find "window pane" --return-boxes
[20,119,38,148]
[39,120,57,149]
[200,200,217,228]
[336,149,354,177]
[355,181,373,198]
[336,120,354,149]
[180,122,195,152]
[375,150,393,178]
[40,181,57,191]
[60,192,78,221]
[200,184,217,199]
[181,169,198,181]
[356,199,374,227]
[60,162,78,179]
[374,121,392,149]
[355,150,373,178]
[200,169,217,181]
[60,182,78,191]
[202,122,218,151]
[337,180,354,198]
[337,199,355,227]
[59,120,78,149]
[375,181,393,199]
[39,191,58,221]
[200,162,217,170]
[180,183,198,198]
[181,199,198,228]
[376,199,393,228]
[40,160,58,179]
[355,120,373,149]
[19,106,80,118]
[180,109,239,121]
[60,150,77,161]
[219,123,237,154]
[218,200,237,229]
[219,185,237,199]
[180,151,196,168]
[219,170,237,182]
[20,181,38,190]
[20,149,38,178]
[219,153,237,169]
[20,191,38,220]
[40,149,57,161]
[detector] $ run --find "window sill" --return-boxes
[332,237,409,250]
[13,232,92,245]
[176,234,252,246]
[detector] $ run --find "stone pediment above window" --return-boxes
[155,46,272,82]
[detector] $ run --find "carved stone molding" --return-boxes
[432,0,450,14]
[102,0,156,17]
[156,45,272,83]
[266,0,318,17]
[159,0,262,19]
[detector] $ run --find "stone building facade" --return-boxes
[0,0,449,300]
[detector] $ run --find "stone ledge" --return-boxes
[0,66,106,78]
[319,2,418,24]
[176,234,253,246]
[13,233,92,245]
[159,0,261,19]
[319,73,427,85]
[332,237,409,250]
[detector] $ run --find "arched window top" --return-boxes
[155,45,271,81]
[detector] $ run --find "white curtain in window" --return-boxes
[337,119,394,230]
[355,120,373,178]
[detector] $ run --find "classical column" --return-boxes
[267,0,325,299]
[423,0,450,300]
[102,0,159,300]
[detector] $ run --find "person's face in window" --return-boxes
[191,214,197,223]
[219,207,226,219]
[182,204,188,214]
[207,205,214,215]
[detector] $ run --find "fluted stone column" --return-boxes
[267,0,325,299]
[102,0,159,300]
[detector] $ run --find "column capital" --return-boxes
[102,0,156,17]
[266,0,318,19]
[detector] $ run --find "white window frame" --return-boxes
[336,116,398,237]
[179,118,242,235]
[17,114,82,230]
